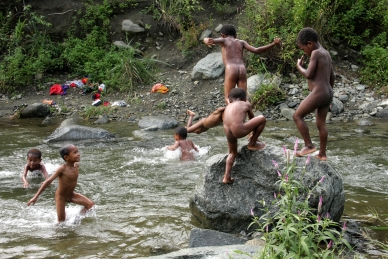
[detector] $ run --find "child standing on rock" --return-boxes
[222,88,266,184]
[204,24,281,104]
[294,27,334,161]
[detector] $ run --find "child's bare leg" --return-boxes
[55,196,66,222]
[224,66,239,104]
[223,128,237,184]
[315,104,330,161]
[186,110,195,128]
[293,95,317,156]
[246,116,266,150]
[71,193,95,214]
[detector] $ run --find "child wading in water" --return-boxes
[27,144,95,222]
[204,24,281,104]
[294,27,334,161]
[167,127,199,161]
[22,148,49,188]
[222,88,266,184]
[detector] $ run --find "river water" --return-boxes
[0,117,387,258]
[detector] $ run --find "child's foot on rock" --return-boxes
[248,141,266,151]
[296,147,316,157]
[223,177,234,184]
[315,154,327,161]
[187,110,195,116]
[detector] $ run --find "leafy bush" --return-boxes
[251,82,286,111]
[361,44,388,89]
[248,140,353,258]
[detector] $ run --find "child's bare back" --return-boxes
[167,127,199,161]
[222,88,266,184]
[204,24,280,104]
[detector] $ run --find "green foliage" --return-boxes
[212,0,231,16]
[148,0,203,32]
[80,105,114,119]
[157,101,167,109]
[239,0,388,87]
[251,81,286,110]
[249,140,352,258]
[177,22,209,53]
[0,5,61,93]
[361,43,388,89]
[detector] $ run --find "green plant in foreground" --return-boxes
[246,139,352,258]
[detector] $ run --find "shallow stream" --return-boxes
[0,117,387,258]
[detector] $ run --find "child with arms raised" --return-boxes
[222,88,266,184]
[27,144,94,222]
[167,127,199,161]
[204,24,281,104]
[22,148,49,188]
[294,27,334,161]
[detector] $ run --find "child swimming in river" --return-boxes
[27,144,95,222]
[204,24,281,104]
[167,127,199,161]
[294,27,334,161]
[22,148,49,188]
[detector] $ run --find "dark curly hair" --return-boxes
[297,27,319,45]
[220,24,236,37]
[59,144,75,160]
[27,148,42,159]
[175,126,187,139]
[228,88,246,101]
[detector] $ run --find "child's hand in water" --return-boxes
[23,182,30,188]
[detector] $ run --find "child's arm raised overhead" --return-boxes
[22,164,30,188]
[243,38,281,54]
[27,165,63,206]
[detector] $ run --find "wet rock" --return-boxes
[376,107,388,118]
[42,116,54,126]
[44,118,115,143]
[138,115,178,130]
[191,52,224,80]
[357,118,373,126]
[189,228,246,248]
[94,115,110,124]
[190,145,345,233]
[20,103,50,118]
[141,244,260,259]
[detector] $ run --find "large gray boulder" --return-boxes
[138,115,178,130]
[191,52,224,80]
[20,103,50,118]
[330,97,344,115]
[190,145,345,233]
[377,107,388,118]
[44,118,115,143]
